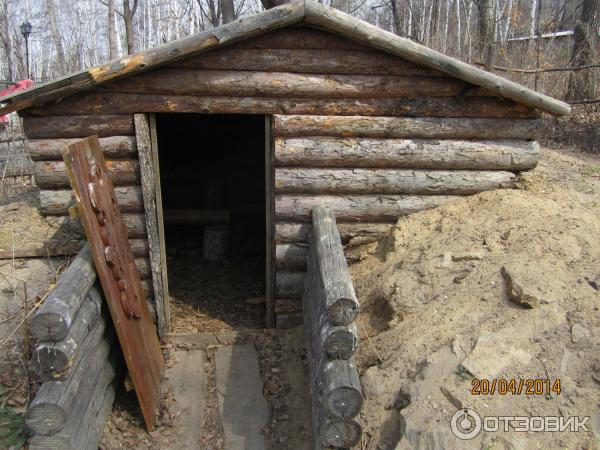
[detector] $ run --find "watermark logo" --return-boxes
[450,408,482,440]
[450,408,590,440]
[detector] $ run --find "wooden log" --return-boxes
[273,115,541,139]
[320,359,364,417]
[34,159,140,188]
[275,243,308,270]
[103,68,480,99]
[230,27,374,51]
[274,298,301,314]
[275,194,456,223]
[275,312,303,329]
[135,257,151,280]
[30,288,103,380]
[28,136,137,161]
[275,168,516,195]
[46,213,147,239]
[129,239,149,257]
[178,48,445,76]
[164,209,231,226]
[275,222,392,245]
[26,93,539,119]
[275,271,304,299]
[80,381,116,450]
[28,360,117,450]
[318,416,362,448]
[304,1,570,116]
[309,206,359,325]
[40,186,143,215]
[23,115,135,139]
[26,331,114,435]
[28,246,96,342]
[274,138,540,170]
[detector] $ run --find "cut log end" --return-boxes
[325,386,364,419]
[320,417,362,448]
[324,327,359,360]
[26,403,66,436]
[28,312,69,342]
[329,297,360,325]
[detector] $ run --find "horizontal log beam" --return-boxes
[28,136,137,161]
[23,115,135,139]
[102,69,482,99]
[34,159,140,188]
[28,246,96,341]
[275,243,308,270]
[274,298,301,314]
[275,271,304,299]
[275,312,303,329]
[178,48,445,76]
[26,93,538,119]
[40,186,143,215]
[275,168,516,195]
[30,288,103,380]
[46,213,147,239]
[274,138,540,170]
[275,194,456,223]
[275,222,392,245]
[273,115,541,139]
[135,257,151,280]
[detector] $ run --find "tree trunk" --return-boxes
[0,0,14,81]
[46,0,67,75]
[122,0,138,54]
[476,0,497,69]
[221,0,235,23]
[108,0,118,59]
[567,0,599,100]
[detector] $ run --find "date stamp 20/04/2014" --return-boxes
[471,378,562,396]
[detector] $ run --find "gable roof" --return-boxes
[0,0,570,116]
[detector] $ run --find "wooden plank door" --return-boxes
[63,136,164,431]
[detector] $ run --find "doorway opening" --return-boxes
[155,114,268,332]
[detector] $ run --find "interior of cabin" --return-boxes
[155,114,268,331]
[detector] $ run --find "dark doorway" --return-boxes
[155,114,267,332]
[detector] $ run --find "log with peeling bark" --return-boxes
[178,48,446,76]
[274,137,540,170]
[28,136,137,161]
[34,159,140,188]
[308,206,359,325]
[275,222,392,245]
[275,194,456,223]
[46,213,147,239]
[30,288,103,380]
[273,115,540,139]
[28,360,117,450]
[40,186,143,215]
[28,246,96,342]
[26,330,114,435]
[102,68,481,99]
[26,93,538,119]
[275,168,516,195]
[23,115,135,139]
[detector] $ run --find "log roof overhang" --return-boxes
[0,0,570,116]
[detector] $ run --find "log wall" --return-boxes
[20,27,541,329]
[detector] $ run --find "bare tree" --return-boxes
[122,0,139,54]
[567,0,599,99]
[222,0,236,23]
[46,0,67,75]
[108,0,119,59]
[475,0,497,69]
[0,0,14,82]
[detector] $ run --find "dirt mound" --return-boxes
[351,148,600,449]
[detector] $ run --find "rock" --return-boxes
[571,323,590,343]
[451,250,487,262]
[501,266,540,308]
[460,331,532,379]
[451,334,475,360]
[361,366,386,398]
[437,252,452,268]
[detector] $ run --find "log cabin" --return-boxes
[0,0,570,336]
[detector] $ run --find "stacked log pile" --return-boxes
[303,206,364,449]
[26,246,119,450]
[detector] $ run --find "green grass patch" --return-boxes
[582,164,600,176]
